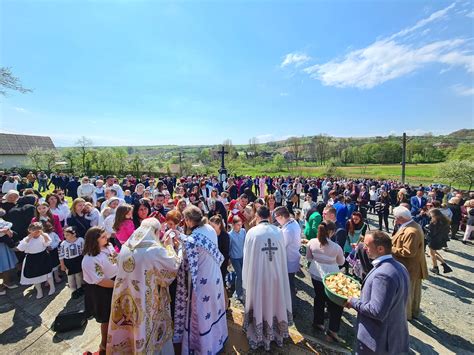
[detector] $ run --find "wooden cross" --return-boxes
[261,238,278,262]
[217,145,228,169]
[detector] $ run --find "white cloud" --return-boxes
[300,3,473,89]
[13,107,28,113]
[467,11,474,18]
[452,84,474,96]
[279,92,289,96]
[280,52,311,68]
[389,2,455,40]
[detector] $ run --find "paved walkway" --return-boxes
[1,212,473,354]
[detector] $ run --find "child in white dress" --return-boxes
[17,222,56,299]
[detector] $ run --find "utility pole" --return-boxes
[401,132,406,185]
[178,152,183,176]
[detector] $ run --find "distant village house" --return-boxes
[0,133,56,169]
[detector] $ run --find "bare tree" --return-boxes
[0,67,32,96]
[248,137,259,166]
[308,137,318,162]
[75,136,93,173]
[314,134,331,165]
[287,137,303,166]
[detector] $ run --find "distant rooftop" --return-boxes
[0,133,56,155]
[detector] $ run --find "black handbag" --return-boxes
[52,310,88,332]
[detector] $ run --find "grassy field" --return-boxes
[232,163,440,185]
[34,163,456,193]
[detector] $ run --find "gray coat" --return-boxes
[351,257,410,355]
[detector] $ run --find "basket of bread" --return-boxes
[323,272,361,306]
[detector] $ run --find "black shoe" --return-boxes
[462,241,467,245]
[430,266,439,274]
[312,323,325,331]
[441,263,453,274]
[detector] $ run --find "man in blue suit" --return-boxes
[410,189,427,217]
[346,230,410,355]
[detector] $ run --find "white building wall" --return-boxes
[0,155,29,169]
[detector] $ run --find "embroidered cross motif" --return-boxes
[261,238,278,262]
[205,312,211,320]
[202,295,210,302]
[200,278,207,285]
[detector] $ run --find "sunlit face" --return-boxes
[352,215,361,224]
[64,231,77,242]
[363,235,380,260]
[137,205,149,219]
[30,229,43,238]
[47,196,58,207]
[75,201,85,214]
[125,210,133,219]
[154,196,165,208]
[233,221,242,232]
[178,201,186,211]
[37,205,49,215]
[109,200,119,209]
[166,220,177,230]
[99,232,108,247]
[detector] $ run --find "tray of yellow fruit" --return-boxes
[323,272,361,306]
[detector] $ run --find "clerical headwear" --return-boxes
[125,218,161,250]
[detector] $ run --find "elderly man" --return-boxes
[346,230,410,355]
[391,206,428,320]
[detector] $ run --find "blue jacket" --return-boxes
[351,257,409,354]
[410,196,427,216]
[333,202,348,229]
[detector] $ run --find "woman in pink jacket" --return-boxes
[113,204,135,246]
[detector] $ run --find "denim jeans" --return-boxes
[230,257,244,298]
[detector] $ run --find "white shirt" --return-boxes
[306,238,345,281]
[85,208,100,227]
[59,237,85,260]
[372,254,393,267]
[49,232,61,249]
[77,183,96,199]
[17,234,51,253]
[2,180,18,194]
[281,219,301,273]
[106,183,125,199]
[82,245,118,284]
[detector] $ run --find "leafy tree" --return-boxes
[449,143,474,162]
[61,148,79,173]
[27,147,44,170]
[273,154,285,171]
[0,67,32,96]
[43,149,60,171]
[129,154,144,176]
[438,160,474,191]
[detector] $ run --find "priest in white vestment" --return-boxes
[242,205,293,351]
[107,218,182,354]
[173,205,228,354]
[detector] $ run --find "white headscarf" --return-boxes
[125,218,161,250]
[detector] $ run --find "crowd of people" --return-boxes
[0,170,473,354]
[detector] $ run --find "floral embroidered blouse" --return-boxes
[82,245,118,285]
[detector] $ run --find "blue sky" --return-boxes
[1,0,473,146]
